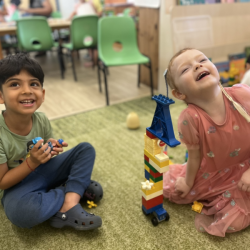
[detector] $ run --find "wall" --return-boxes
[158,0,175,96]
[138,7,159,89]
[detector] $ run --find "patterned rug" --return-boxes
[0,96,249,250]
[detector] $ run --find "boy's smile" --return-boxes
[0,69,45,116]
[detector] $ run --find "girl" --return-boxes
[163,48,250,237]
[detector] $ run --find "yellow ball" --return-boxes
[126,112,140,129]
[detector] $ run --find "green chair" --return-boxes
[62,15,100,90]
[98,16,153,105]
[16,17,65,78]
[103,9,115,16]
[123,8,131,16]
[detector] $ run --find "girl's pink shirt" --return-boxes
[178,84,250,173]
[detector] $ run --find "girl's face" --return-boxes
[171,49,220,103]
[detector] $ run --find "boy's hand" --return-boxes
[29,139,52,167]
[238,168,250,192]
[47,138,68,156]
[175,177,192,198]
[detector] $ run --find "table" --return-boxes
[0,19,71,59]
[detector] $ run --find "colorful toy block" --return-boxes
[192,201,203,213]
[144,149,169,168]
[141,180,163,196]
[145,169,150,180]
[142,93,180,226]
[147,95,180,148]
[146,130,157,139]
[142,189,163,201]
[87,200,97,208]
[142,195,164,210]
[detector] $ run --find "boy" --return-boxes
[0,53,103,230]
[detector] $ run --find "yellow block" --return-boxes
[144,164,150,172]
[144,149,169,168]
[144,134,161,155]
[145,145,161,156]
[141,179,163,196]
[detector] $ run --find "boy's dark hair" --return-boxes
[0,53,44,91]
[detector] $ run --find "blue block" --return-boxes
[145,169,150,180]
[154,207,167,217]
[147,94,180,147]
[142,204,163,215]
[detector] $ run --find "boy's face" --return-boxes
[0,69,45,116]
[171,49,220,102]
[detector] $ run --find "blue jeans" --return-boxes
[1,142,95,228]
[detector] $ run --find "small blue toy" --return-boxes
[27,137,61,152]
[56,139,64,148]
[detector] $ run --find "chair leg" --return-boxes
[149,62,154,96]
[92,48,95,69]
[138,64,141,87]
[97,59,102,93]
[102,65,109,106]
[58,45,65,79]
[70,51,77,82]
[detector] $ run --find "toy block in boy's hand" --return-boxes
[55,139,64,148]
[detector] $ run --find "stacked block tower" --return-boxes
[142,94,180,226]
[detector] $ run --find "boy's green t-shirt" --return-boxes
[0,112,54,199]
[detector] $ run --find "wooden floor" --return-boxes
[0,51,152,120]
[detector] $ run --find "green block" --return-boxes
[150,175,163,182]
[144,159,158,173]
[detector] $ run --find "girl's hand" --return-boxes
[238,168,250,192]
[29,139,52,167]
[175,177,192,198]
[47,138,68,156]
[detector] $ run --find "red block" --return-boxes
[144,154,149,163]
[146,130,157,139]
[142,195,163,210]
[150,170,163,178]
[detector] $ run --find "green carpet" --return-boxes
[0,96,249,250]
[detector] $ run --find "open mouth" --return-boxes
[196,71,210,81]
[20,100,35,104]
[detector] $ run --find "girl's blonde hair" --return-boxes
[166,48,250,122]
